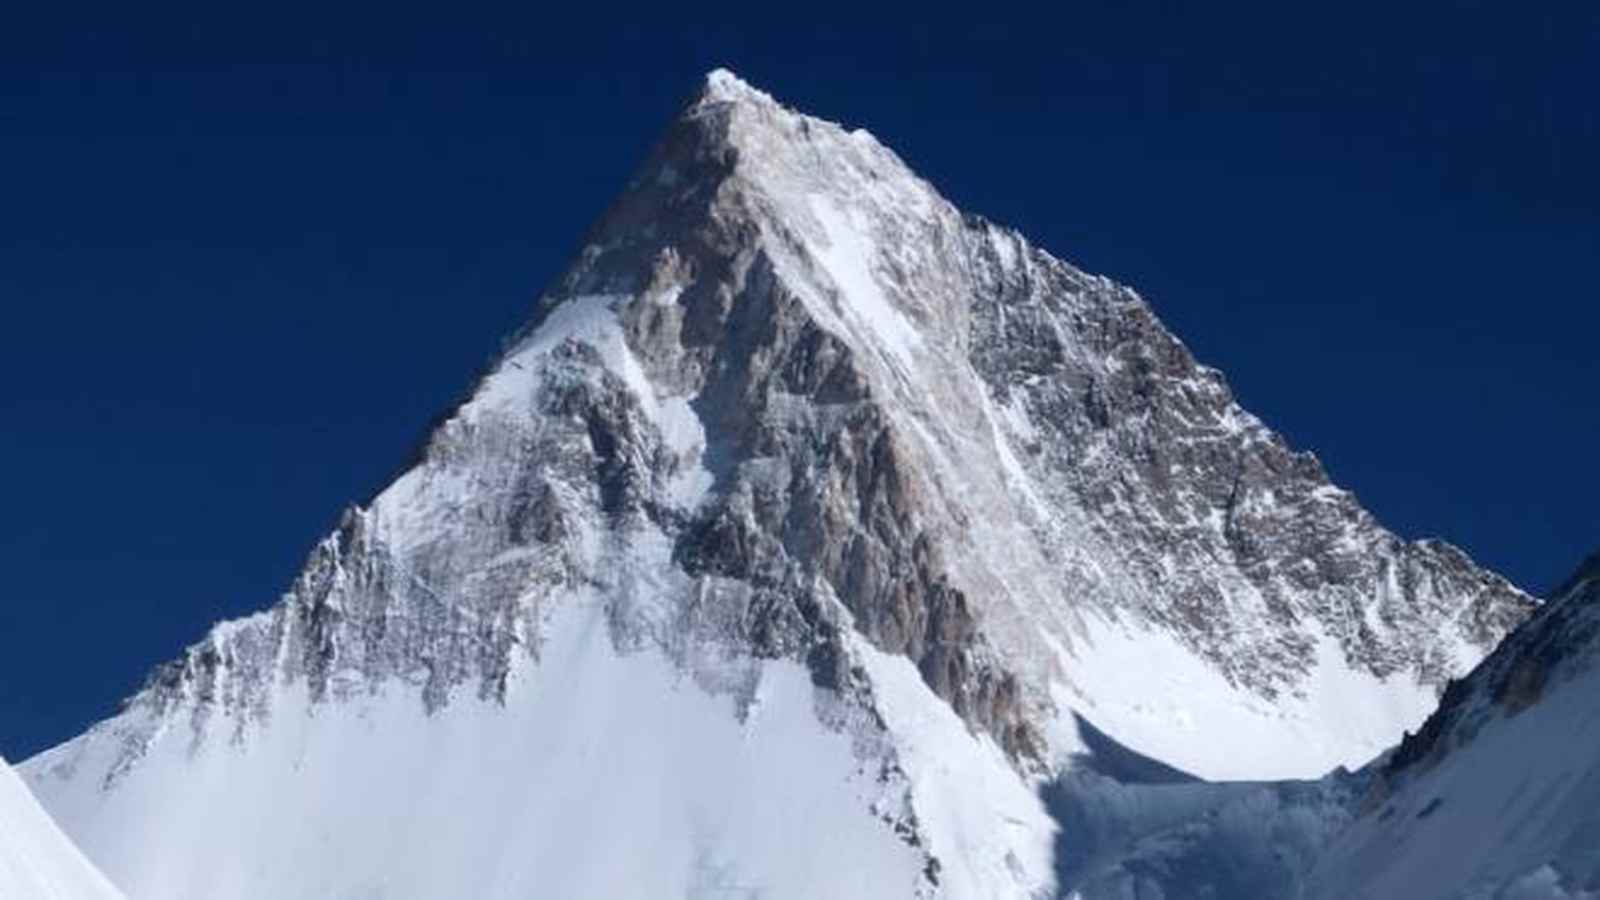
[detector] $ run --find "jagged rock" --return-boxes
[21,69,1535,899]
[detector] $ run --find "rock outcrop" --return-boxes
[22,70,1537,899]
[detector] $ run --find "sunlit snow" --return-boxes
[0,757,124,900]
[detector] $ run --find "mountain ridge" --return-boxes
[1302,546,1600,898]
[0,756,124,900]
[23,69,1536,899]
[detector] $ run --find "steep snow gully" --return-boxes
[17,70,1564,899]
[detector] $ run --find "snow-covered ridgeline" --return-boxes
[0,757,125,900]
[1048,547,1600,899]
[675,68,1530,776]
[1302,550,1600,899]
[26,597,1054,899]
[17,67,1538,899]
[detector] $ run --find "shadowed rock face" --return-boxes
[76,69,1529,790]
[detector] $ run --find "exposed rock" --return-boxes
[28,71,1538,894]
[96,69,1533,778]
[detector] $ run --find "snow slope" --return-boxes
[19,69,1533,899]
[1305,551,1600,899]
[0,756,124,900]
[1051,617,1451,779]
[25,600,1048,899]
[1048,549,1600,899]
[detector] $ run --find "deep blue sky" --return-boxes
[2,9,1596,759]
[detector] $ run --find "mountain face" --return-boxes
[22,70,1532,899]
[1302,549,1600,899]
[1039,548,1600,900]
[0,757,124,900]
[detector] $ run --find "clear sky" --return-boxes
[2,8,1596,759]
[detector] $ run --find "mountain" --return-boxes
[21,70,1531,899]
[0,757,124,900]
[1302,548,1600,898]
[1041,548,1600,899]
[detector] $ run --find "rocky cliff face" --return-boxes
[23,70,1536,898]
[106,69,1525,770]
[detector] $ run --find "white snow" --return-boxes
[655,394,716,508]
[1306,657,1600,899]
[0,756,125,900]
[701,68,777,108]
[805,196,924,374]
[852,639,1057,898]
[476,294,645,412]
[23,602,923,900]
[497,295,713,508]
[12,66,1537,900]
[1058,618,1442,780]
[429,292,715,512]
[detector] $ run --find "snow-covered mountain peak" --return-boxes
[698,67,776,108]
[44,72,1533,779]
[20,73,1537,899]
